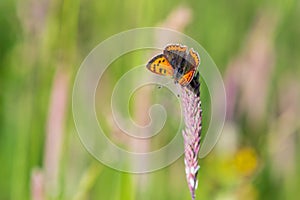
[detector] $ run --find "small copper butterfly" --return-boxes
[146,44,200,87]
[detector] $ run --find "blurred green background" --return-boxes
[1,0,300,199]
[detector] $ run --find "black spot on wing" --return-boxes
[159,68,167,74]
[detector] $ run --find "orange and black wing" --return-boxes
[178,48,200,87]
[178,69,195,86]
[146,54,174,76]
[164,44,187,53]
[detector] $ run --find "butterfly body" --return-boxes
[146,44,200,87]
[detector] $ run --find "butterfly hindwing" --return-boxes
[146,54,174,76]
[178,69,195,86]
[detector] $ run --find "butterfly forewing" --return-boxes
[176,48,200,87]
[163,44,187,66]
[164,44,187,53]
[187,48,200,68]
[146,54,174,76]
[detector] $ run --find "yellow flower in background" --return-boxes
[234,147,258,177]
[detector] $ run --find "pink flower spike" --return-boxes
[181,84,202,200]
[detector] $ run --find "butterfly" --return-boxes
[146,44,200,87]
